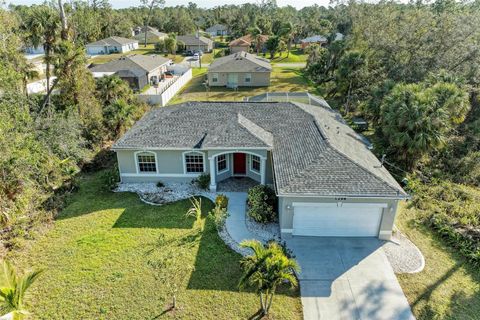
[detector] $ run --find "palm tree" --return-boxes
[103,99,135,139]
[23,5,60,104]
[0,261,43,320]
[19,62,39,97]
[279,22,294,58]
[249,26,263,55]
[95,75,132,105]
[239,240,299,316]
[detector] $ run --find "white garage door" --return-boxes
[292,203,385,237]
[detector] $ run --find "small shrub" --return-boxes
[195,174,210,190]
[209,205,228,230]
[247,185,278,223]
[186,197,204,230]
[215,194,229,209]
[156,181,165,188]
[101,164,120,191]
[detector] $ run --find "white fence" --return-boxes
[137,68,192,106]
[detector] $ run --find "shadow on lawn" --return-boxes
[404,219,480,319]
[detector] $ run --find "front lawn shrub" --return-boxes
[101,164,120,191]
[247,185,277,223]
[215,194,229,209]
[156,181,165,188]
[195,174,210,190]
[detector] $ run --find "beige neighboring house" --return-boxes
[229,34,269,54]
[89,54,171,91]
[208,51,271,88]
[177,35,214,52]
[86,36,138,55]
[134,30,168,44]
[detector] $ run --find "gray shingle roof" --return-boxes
[177,35,213,46]
[113,102,407,198]
[209,51,272,73]
[90,54,171,74]
[133,30,168,40]
[86,36,138,47]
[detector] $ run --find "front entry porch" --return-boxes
[217,177,258,192]
[208,151,267,192]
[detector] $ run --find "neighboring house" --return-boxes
[229,34,269,54]
[300,35,328,49]
[206,24,229,36]
[113,101,408,240]
[207,51,271,87]
[133,25,158,35]
[89,54,171,91]
[177,35,214,52]
[25,45,45,54]
[133,30,168,44]
[86,36,139,55]
[300,33,345,49]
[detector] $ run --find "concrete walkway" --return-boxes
[223,192,255,245]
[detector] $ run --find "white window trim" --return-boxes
[134,150,158,174]
[212,73,218,83]
[216,154,229,174]
[182,151,206,175]
[250,154,261,174]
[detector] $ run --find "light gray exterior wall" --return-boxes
[278,196,399,240]
[230,45,250,53]
[208,71,271,87]
[116,148,272,184]
[86,42,138,55]
[184,43,213,52]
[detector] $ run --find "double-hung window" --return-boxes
[245,73,252,83]
[217,154,227,173]
[137,152,157,173]
[250,155,261,173]
[212,73,218,83]
[185,153,205,173]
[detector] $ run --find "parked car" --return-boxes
[192,53,200,60]
[193,50,204,56]
[185,50,194,56]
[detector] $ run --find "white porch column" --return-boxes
[209,157,217,192]
[260,157,266,185]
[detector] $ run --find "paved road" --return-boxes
[286,236,415,320]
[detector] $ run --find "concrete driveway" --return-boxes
[286,237,415,320]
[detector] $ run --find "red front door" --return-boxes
[233,153,246,175]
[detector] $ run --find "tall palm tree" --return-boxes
[95,75,132,105]
[23,5,60,104]
[249,26,263,55]
[239,240,299,316]
[279,22,294,58]
[0,261,43,320]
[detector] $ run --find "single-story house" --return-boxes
[89,54,171,90]
[177,35,214,53]
[113,101,408,240]
[86,36,139,55]
[207,51,271,87]
[300,33,345,49]
[206,24,229,37]
[133,25,158,35]
[133,30,168,44]
[229,34,269,54]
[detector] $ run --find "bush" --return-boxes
[195,174,210,190]
[101,164,120,191]
[209,204,228,230]
[247,185,277,223]
[156,181,165,188]
[215,194,229,209]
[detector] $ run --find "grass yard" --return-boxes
[396,203,480,319]
[9,172,302,319]
[169,66,312,104]
[89,44,184,65]
[256,49,307,64]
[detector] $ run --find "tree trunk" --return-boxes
[259,292,266,314]
[266,291,275,314]
[287,39,291,58]
[172,294,176,309]
[144,21,148,48]
[58,0,68,41]
[45,47,51,106]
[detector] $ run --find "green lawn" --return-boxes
[257,49,308,64]
[396,203,480,319]
[89,44,184,65]
[169,66,312,104]
[10,173,302,319]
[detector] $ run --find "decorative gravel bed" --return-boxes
[217,225,251,256]
[383,230,425,274]
[245,215,281,242]
[116,182,215,205]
